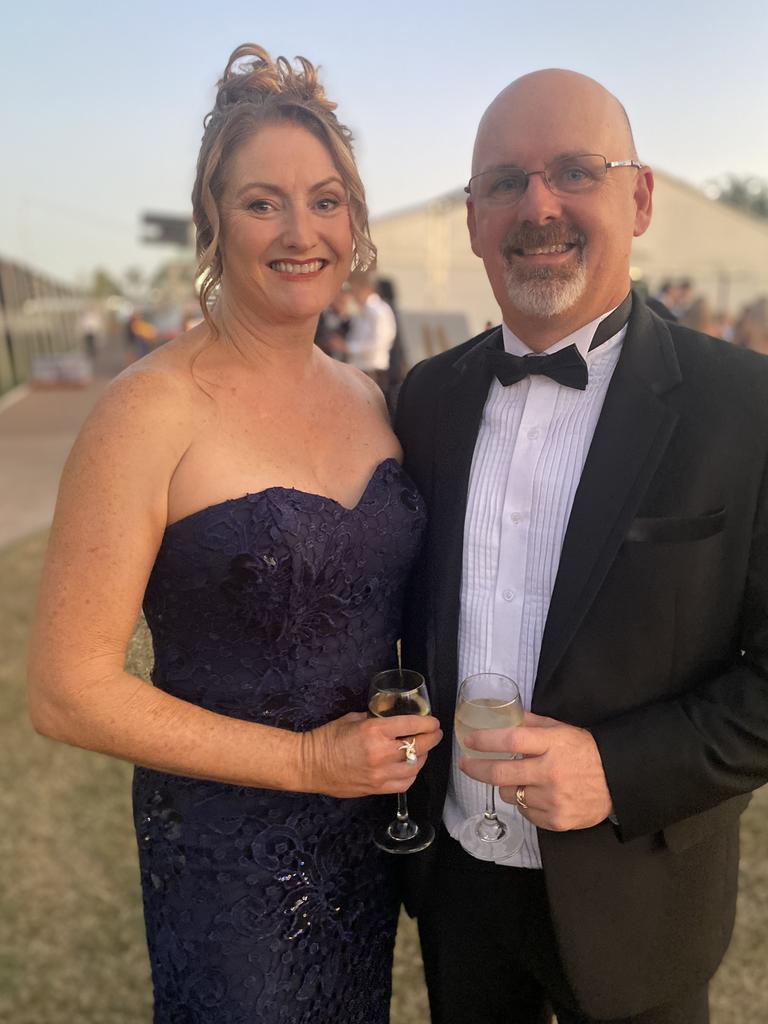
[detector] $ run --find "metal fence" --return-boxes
[0,256,85,395]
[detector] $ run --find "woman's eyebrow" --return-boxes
[235,175,345,200]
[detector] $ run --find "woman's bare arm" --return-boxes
[28,368,440,797]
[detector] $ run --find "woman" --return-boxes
[28,44,441,1023]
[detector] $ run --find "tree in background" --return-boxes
[90,268,123,298]
[706,175,768,219]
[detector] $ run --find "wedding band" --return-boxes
[515,786,528,809]
[399,738,418,763]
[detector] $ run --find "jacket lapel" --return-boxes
[427,331,498,721]
[534,302,683,695]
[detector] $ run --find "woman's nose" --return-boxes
[280,205,316,249]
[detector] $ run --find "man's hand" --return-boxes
[460,712,613,831]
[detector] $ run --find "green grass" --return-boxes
[0,532,152,1023]
[2,530,765,1022]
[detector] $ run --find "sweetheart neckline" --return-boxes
[164,457,403,533]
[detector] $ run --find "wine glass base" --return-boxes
[373,821,435,855]
[457,813,523,862]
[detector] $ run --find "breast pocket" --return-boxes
[625,507,726,544]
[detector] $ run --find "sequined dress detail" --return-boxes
[134,458,425,1023]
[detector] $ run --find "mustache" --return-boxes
[501,222,586,259]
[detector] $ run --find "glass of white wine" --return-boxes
[454,672,524,860]
[368,669,435,854]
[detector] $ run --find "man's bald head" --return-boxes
[466,68,653,345]
[472,70,637,176]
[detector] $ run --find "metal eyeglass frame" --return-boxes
[464,155,644,201]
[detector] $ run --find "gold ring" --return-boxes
[399,738,418,763]
[515,786,528,809]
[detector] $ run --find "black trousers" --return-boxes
[416,829,709,1024]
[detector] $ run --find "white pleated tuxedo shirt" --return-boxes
[443,307,627,868]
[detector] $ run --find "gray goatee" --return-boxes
[501,223,587,318]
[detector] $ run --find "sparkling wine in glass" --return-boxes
[455,672,524,861]
[368,669,435,855]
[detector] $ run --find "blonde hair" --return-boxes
[191,43,376,332]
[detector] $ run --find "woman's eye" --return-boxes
[248,199,274,214]
[315,196,342,212]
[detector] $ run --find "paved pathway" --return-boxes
[0,347,122,548]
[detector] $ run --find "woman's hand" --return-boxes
[300,711,443,798]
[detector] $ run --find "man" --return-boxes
[344,269,397,387]
[395,69,768,1024]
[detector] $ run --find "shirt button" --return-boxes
[510,511,522,525]
[502,588,516,602]
[527,427,540,440]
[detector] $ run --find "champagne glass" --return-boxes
[454,672,524,860]
[368,669,435,854]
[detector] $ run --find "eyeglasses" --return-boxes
[464,154,643,205]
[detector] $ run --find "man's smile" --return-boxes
[502,223,586,272]
[509,242,580,266]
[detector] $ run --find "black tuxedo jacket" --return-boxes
[395,298,768,1019]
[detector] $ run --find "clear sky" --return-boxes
[1,0,766,286]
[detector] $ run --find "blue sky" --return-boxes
[1,0,766,284]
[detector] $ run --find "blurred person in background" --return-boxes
[679,294,717,335]
[345,268,397,388]
[396,68,768,1024]
[314,286,351,358]
[27,44,440,1023]
[734,297,768,355]
[79,308,102,359]
[645,280,677,321]
[377,277,407,410]
[710,310,734,343]
[126,309,159,361]
[654,278,676,309]
[670,277,694,319]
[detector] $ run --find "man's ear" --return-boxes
[466,199,483,257]
[633,167,654,238]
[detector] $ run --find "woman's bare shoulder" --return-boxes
[87,332,211,448]
[50,335,217,560]
[329,359,389,413]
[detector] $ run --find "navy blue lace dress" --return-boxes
[133,458,425,1023]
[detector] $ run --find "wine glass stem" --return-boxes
[484,784,499,823]
[387,792,419,842]
[396,792,410,823]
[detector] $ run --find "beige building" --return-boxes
[371,171,768,361]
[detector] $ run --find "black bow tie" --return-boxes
[486,345,588,390]
[486,291,633,391]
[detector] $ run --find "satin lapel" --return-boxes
[534,303,683,695]
[428,331,498,722]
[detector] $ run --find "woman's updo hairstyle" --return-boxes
[192,43,375,329]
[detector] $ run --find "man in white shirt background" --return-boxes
[345,269,397,387]
[395,69,768,1024]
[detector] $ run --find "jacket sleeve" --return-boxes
[591,449,768,841]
